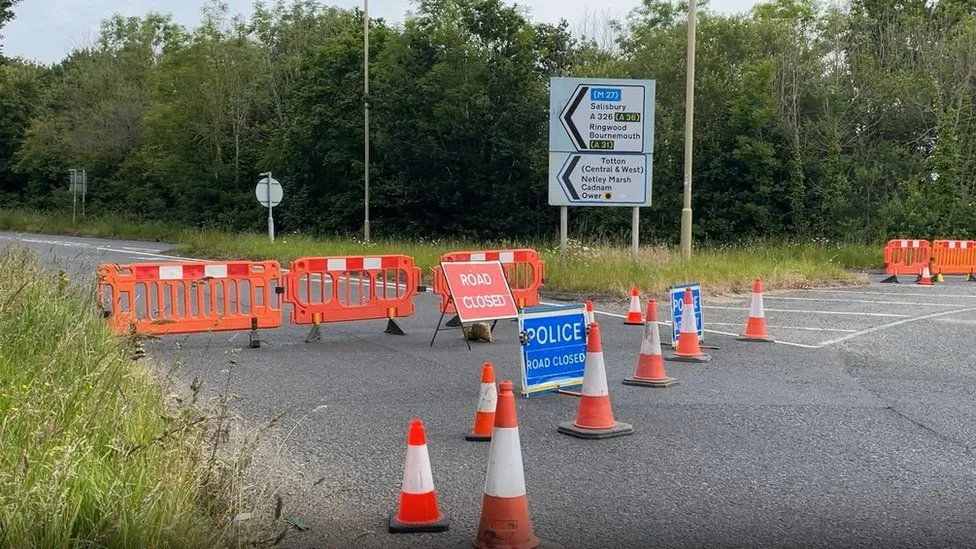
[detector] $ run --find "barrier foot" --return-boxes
[880,274,899,284]
[968,274,976,282]
[385,318,406,336]
[305,323,322,343]
[445,315,461,328]
[249,330,261,349]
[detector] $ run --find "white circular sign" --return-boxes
[255,177,283,207]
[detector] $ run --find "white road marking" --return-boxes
[802,288,976,299]
[766,296,963,307]
[815,307,976,346]
[705,322,857,333]
[705,305,909,318]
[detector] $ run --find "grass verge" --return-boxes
[0,208,882,297]
[0,246,226,546]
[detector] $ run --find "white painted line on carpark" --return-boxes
[765,296,963,307]
[802,288,976,299]
[815,307,976,347]
[705,322,857,333]
[704,305,910,318]
[540,301,820,347]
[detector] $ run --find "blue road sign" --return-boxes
[669,283,704,346]
[518,304,587,396]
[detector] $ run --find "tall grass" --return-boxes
[0,208,882,296]
[0,247,223,546]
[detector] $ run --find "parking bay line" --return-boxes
[765,296,963,307]
[704,305,910,318]
[705,322,857,333]
[540,301,822,348]
[815,307,976,346]
[802,288,976,300]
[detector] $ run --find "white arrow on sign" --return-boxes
[559,84,647,153]
[255,176,283,207]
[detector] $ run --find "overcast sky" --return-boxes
[3,0,762,65]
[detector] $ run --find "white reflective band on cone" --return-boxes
[477,383,497,413]
[484,427,526,498]
[581,351,609,396]
[749,293,765,318]
[640,322,661,355]
[401,445,435,494]
[680,306,697,333]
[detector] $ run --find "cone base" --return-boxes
[389,512,449,534]
[557,420,633,439]
[456,538,564,549]
[622,376,678,388]
[880,274,899,283]
[624,318,644,325]
[464,433,492,442]
[666,353,712,363]
[737,335,774,343]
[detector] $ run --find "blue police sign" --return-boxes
[669,282,704,346]
[518,304,587,396]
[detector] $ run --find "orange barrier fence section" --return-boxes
[98,261,282,338]
[432,249,545,314]
[883,239,931,276]
[281,255,422,337]
[932,240,976,276]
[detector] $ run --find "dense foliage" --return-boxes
[1,0,975,242]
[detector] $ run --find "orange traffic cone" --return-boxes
[466,380,560,549]
[389,419,449,533]
[667,288,711,363]
[624,287,644,325]
[623,300,678,388]
[466,362,496,441]
[918,265,933,286]
[585,300,595,325]
[558,322,634,439]
[738,278,774,342]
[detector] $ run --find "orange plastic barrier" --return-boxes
[432,249,544,314]
[281,255,422,338]
[883,239,931,276]
[932,240,976,276]
[97,261,282,344]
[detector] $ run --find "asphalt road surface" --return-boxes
[5,231,976,548]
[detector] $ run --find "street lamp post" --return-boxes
[363,0,371,243]
[680,0,698,260]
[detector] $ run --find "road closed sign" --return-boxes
[518,304,587,396]
[441,261,518,323]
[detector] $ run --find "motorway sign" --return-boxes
[441,261,519,323]
[559,84,647,152]
[548,77,655,208]
[549,77,655,155]
[518,304,587,396]
[255,176,283,207]
[549,152,650,206]
[669,282,704,346]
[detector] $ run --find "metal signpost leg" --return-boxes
[267,171,274,243]
[631,206,639,263]
[560,206,568,267]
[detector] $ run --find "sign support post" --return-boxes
[631,206,639,262]
[257,172,282,243]
[559,206,568,267]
